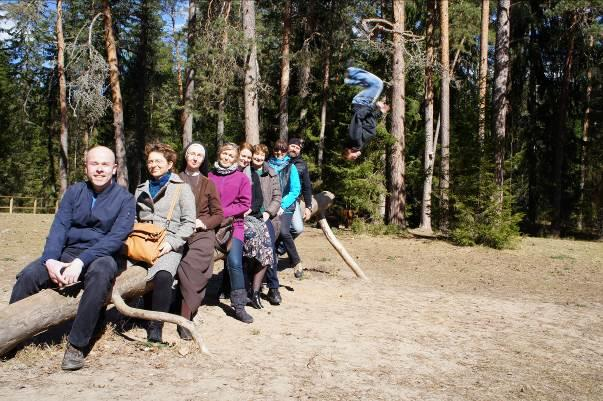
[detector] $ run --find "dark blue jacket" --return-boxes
[347,104,382,151]
[41,180,136,267]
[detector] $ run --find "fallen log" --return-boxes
[0,191,364,356]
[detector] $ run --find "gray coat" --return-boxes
[134,173,196,280]
[257,162,282,217]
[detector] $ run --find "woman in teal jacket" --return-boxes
[267,139,303,279]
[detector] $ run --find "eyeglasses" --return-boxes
[273,149,287,154]
[147,159,166,166]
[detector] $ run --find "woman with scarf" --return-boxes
[268,139,303,280]
[134,142,196,342]
[251,143,282,305]
[176,142,223,340]
[209,143,254,323]
[236,142,274,310]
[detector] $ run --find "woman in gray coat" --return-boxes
[134,142,195,342]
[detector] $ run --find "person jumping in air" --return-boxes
[342,67,390,161]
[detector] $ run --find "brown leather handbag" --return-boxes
[125,185,182,264]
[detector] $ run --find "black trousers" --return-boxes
[9,247,118,349]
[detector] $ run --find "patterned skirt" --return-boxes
[243,216,275,268]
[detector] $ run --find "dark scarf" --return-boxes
[149,173,171,199]
[213,161,238,176]
[250,170,264,218]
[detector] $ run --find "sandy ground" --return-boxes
[0,213,601,401]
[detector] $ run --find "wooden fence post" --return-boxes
[33,199,37,214]
[9,197,13,214]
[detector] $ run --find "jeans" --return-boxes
[226,238,246,291]
[345,67,383,106]
[263,219,279,289]
[10,247,118,349]
[290,201,304,239]
[280,212,301,267]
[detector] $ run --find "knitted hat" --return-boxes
[288,137,303,148]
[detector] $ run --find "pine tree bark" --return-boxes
[439,0,450,232]
[56,0,68,197]
[181,0,197,149]
[243,0,260,145]
[217,0,232,148]
[492,0,510,206]
[298,0,316,122]
[388,0,406,227]
[130,2,152,190]
[103,0,128,188]
[419,0,436,233]
[478,0,490,149]
[551,12,577,235]
[577,34,593,232]
[318,50,330,176]
[278,0,291,141]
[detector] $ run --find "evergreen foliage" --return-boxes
[0,0,601,244]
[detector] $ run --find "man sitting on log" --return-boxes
[8,146,135,371]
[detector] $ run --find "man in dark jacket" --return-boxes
[288,137,313,224]
[9,146,135,371]
[341,67,390,161]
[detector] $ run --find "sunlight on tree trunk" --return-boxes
[56,0,68,197]
[419,0,436,233]
[478,0,490,150]
[278,0,291,141]
[243,0,260,145]
[388,0,406,228]
[103,0,128,188]
[182,0,197,149]
[439,0,450,233]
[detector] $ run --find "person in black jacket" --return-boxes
[9,146,135,371]
[342,67,390,161]
[287,138,313,235]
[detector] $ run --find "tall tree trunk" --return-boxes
[439,0,450,232]
[56,0,68,197]
[243,0,260,145]
[131,2,151,190]
[419,0,436,233]
[278,0,291,141]
[181,0,197,148]
[551,13,577,235]
[298,0,316,122]
[492,0,510,207]
[168,3,183,101]
[478,0,490,149]
[388,0,406,227]
[103,0,128,187]
[577,34,593,232]
[318,49,330,177]
[216,0,232,148]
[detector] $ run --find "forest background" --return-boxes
[0,0,601,247]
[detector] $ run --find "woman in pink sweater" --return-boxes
[208,143,253,323]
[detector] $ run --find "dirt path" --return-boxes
[0,214,601,400]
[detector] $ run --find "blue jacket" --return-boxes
[41,180,136,267]
[268,156,300,211]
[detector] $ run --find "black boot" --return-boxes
[267,288,282,305]
[231,289,253,323]
[249,290,263,309]
[147,321,164,343]
[177,325,193,341]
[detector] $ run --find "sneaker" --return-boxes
[61,343,85,371]
[293,262,304,279]
[267,288,282,305]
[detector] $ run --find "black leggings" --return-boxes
[145,270,174,313]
